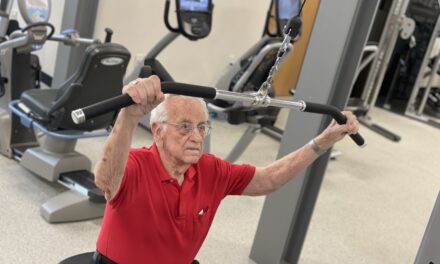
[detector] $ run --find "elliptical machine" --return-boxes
[125,0,213,130]
[1,0,131,223]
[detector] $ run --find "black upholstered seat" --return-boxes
[20,88,58,121]
[20,43,130,131]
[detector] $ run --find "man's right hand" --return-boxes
[121,75,165,120]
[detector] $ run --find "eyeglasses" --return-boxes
[162,121,212,137]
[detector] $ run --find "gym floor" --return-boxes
[0,107,439,263]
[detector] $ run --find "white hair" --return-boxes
[150,94,209,126]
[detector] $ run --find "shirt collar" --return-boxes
[151,143,197,182]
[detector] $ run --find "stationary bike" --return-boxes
[1,0,131,223]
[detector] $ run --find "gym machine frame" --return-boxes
[347,0,413,142]
[405,16,440,127]
[414,191,440,263]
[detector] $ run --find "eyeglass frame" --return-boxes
[161,121,212,137]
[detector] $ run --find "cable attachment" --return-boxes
[256,0,306,101]
[257,27,293,99]
[252,91,272,107]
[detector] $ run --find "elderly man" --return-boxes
[93,76,359,264]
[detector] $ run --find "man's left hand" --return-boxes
[314,111,359,150]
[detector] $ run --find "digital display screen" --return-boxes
[27,0,49,8]
[180,0,209,12]
[278,0,301,19]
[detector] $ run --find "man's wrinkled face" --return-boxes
[154,96,209,166]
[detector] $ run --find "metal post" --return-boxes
[362,0,410,108]
[51,0,99,88]
[417,47,440,115]
[415,192,440,264]
[405,17,440,118]
[250,0,379,263]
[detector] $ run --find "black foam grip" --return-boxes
[303,102,365,147]
[162,82,216,98]
[164,0,179,33]
[81,94,133,122]
[104,28,113,43]
[284,16,302,39]
[78,82,217,121]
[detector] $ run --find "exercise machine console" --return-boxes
[166,0,213,40]
[125,0,214,130]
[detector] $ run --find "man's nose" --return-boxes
[189,128,204,141]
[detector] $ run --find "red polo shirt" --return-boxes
[96,144,255,264]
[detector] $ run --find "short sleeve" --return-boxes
[109,150,143,208]
[211,157,255,197]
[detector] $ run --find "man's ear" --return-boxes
[151,122,162,142]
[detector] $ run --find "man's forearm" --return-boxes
[246,112,358,196]
[265,132,337,191]
[264,143,320,191]
[95,110,139,200]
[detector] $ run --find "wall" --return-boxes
[93,0,269,86]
